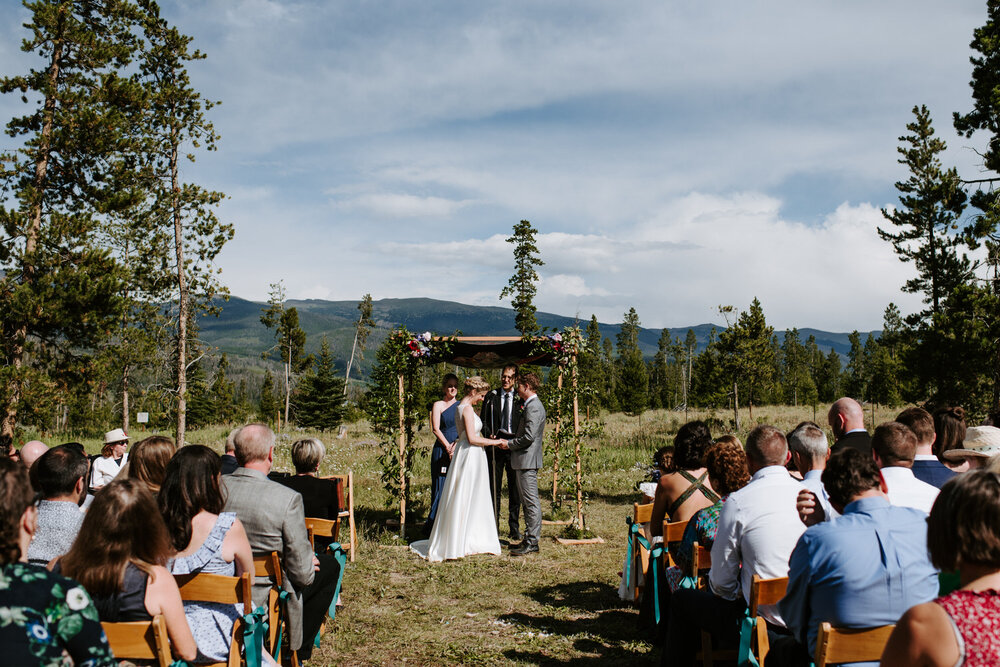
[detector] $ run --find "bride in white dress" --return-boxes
[410,376,504,561]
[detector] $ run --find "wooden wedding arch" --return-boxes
[391,333,585,539]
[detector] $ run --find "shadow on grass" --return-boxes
[497,580,658,664]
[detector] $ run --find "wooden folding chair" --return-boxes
[304,516,340,550]
[690,540,712,588]
[813,622,896,667]
[631,502,654,602]
[101,614,172,667]
[174,572,253,667]
[253,551,299,667]
[323,473,356,561]
[696,574,787,667]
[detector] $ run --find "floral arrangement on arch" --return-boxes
[387,328,457,367]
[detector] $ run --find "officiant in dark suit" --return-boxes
[480,364,523,540]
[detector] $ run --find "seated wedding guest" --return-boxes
[89,428,129,491]
[770,448,938,667]
[934,405,968,471]
[898,406,956,488]
[873,421,939,514]
[20,439,48,470]
[160,445,256,664]
[277,437,341,550]
[664,437,750,592]
[221,428,239,475]
[58,442,96,509]
[941,426,1000,472]
[788,423,836,519]
[57,478,197,663]
[650,421,720,538]
[828,397,871,456]
[0,458,116,666]
[663,426,804,666]
[223,424,338,662]
[127,435,176,496]
[27,445,88,566]
[882,471,1000,666]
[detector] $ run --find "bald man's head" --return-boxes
[21,440,49,468]
[828,398,865,438]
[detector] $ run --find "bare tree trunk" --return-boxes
[2,32,63,439]
[398,373,406,538]
[552,372,563,505]
[171,135,187,449]
[573,366,583,530]
[122,363,130,433]
[733,381,740,430]
[284,350,291,427]
[344,328,359,395]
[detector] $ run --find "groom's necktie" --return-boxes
[502,392,512,433]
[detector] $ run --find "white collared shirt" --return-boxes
[501,390,515,431]
[801,469,839,519]
[710,465,805,626]
[880,466,939,514]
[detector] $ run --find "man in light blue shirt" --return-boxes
[771,448,938,667]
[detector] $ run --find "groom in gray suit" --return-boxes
[500,371,546,556]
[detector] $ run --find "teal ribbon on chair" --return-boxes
[168,662,192,667]
[648,544,665,626]
[624,518,645,591]
[242,605,269,667]
[736,607,760,667]
[274,589,291,656]
[312,542,350,649]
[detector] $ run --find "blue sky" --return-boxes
[0,0,991,331]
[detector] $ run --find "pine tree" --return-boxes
[258,370,279,424]
[210,353,236,424]
[578,315,604,414]
[844,331,867,400]
[781,329,816,406]
[500,220,544,336]
[717,298,775,424]
[296,337,347,431]
[615,308,648,415]
[261,282,310,426]
[817,349,842,402]
[0,0,147,437]
[135,1,232,446]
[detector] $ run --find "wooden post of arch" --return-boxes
[573,360,583,529]
[551,369,563,503]
[398,372,406,539]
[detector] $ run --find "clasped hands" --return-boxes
[494,439,510,450]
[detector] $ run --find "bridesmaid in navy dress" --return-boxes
[426,373,459,535]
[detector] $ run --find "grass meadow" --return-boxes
[52,404,902,665]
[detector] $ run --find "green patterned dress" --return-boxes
[0,562,116,666]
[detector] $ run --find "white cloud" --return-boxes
[334,193,472,219]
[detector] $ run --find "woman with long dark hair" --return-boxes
[159,445,253,664]
[0,458,115,665]
[58,478,197,662]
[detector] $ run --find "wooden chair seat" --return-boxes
[304,516,340,550]
[814,622,896,667]
[101,614,172,667]
[174,571,253,667]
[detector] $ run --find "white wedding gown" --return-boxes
[410,405,501,561]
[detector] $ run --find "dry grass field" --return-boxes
[49,403,902,665]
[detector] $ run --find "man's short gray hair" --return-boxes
[233,423,275,465]
[291,438,325,474]
[788,424,829,459]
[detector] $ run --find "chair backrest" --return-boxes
[175,571,253,615]
[305,516,340,549]
[323,472,356,562]
[634,502,654,523]
[101,614,172,667]
[253,551,283,588]
[664,519,689,543]
[813,622,896,667]
[748,574,788,616]
[690,541,712,581]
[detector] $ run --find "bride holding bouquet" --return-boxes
[410,376,504,561]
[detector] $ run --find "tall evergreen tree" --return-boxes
[135,1,232,446]
[297,337,347,431]
[879,105,969,321]
[500,220,544,336]
[781,328,816,406]
[258,369,279,424]
[0,0,146,437]
[261,282,310,426]
[615,308,648,415]
[844,331,867,400]
[578,315,604,414]
[717,298,775,424]
[210,353,236,424]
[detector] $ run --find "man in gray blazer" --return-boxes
[500,372,546,556]
[222,424,337,661]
